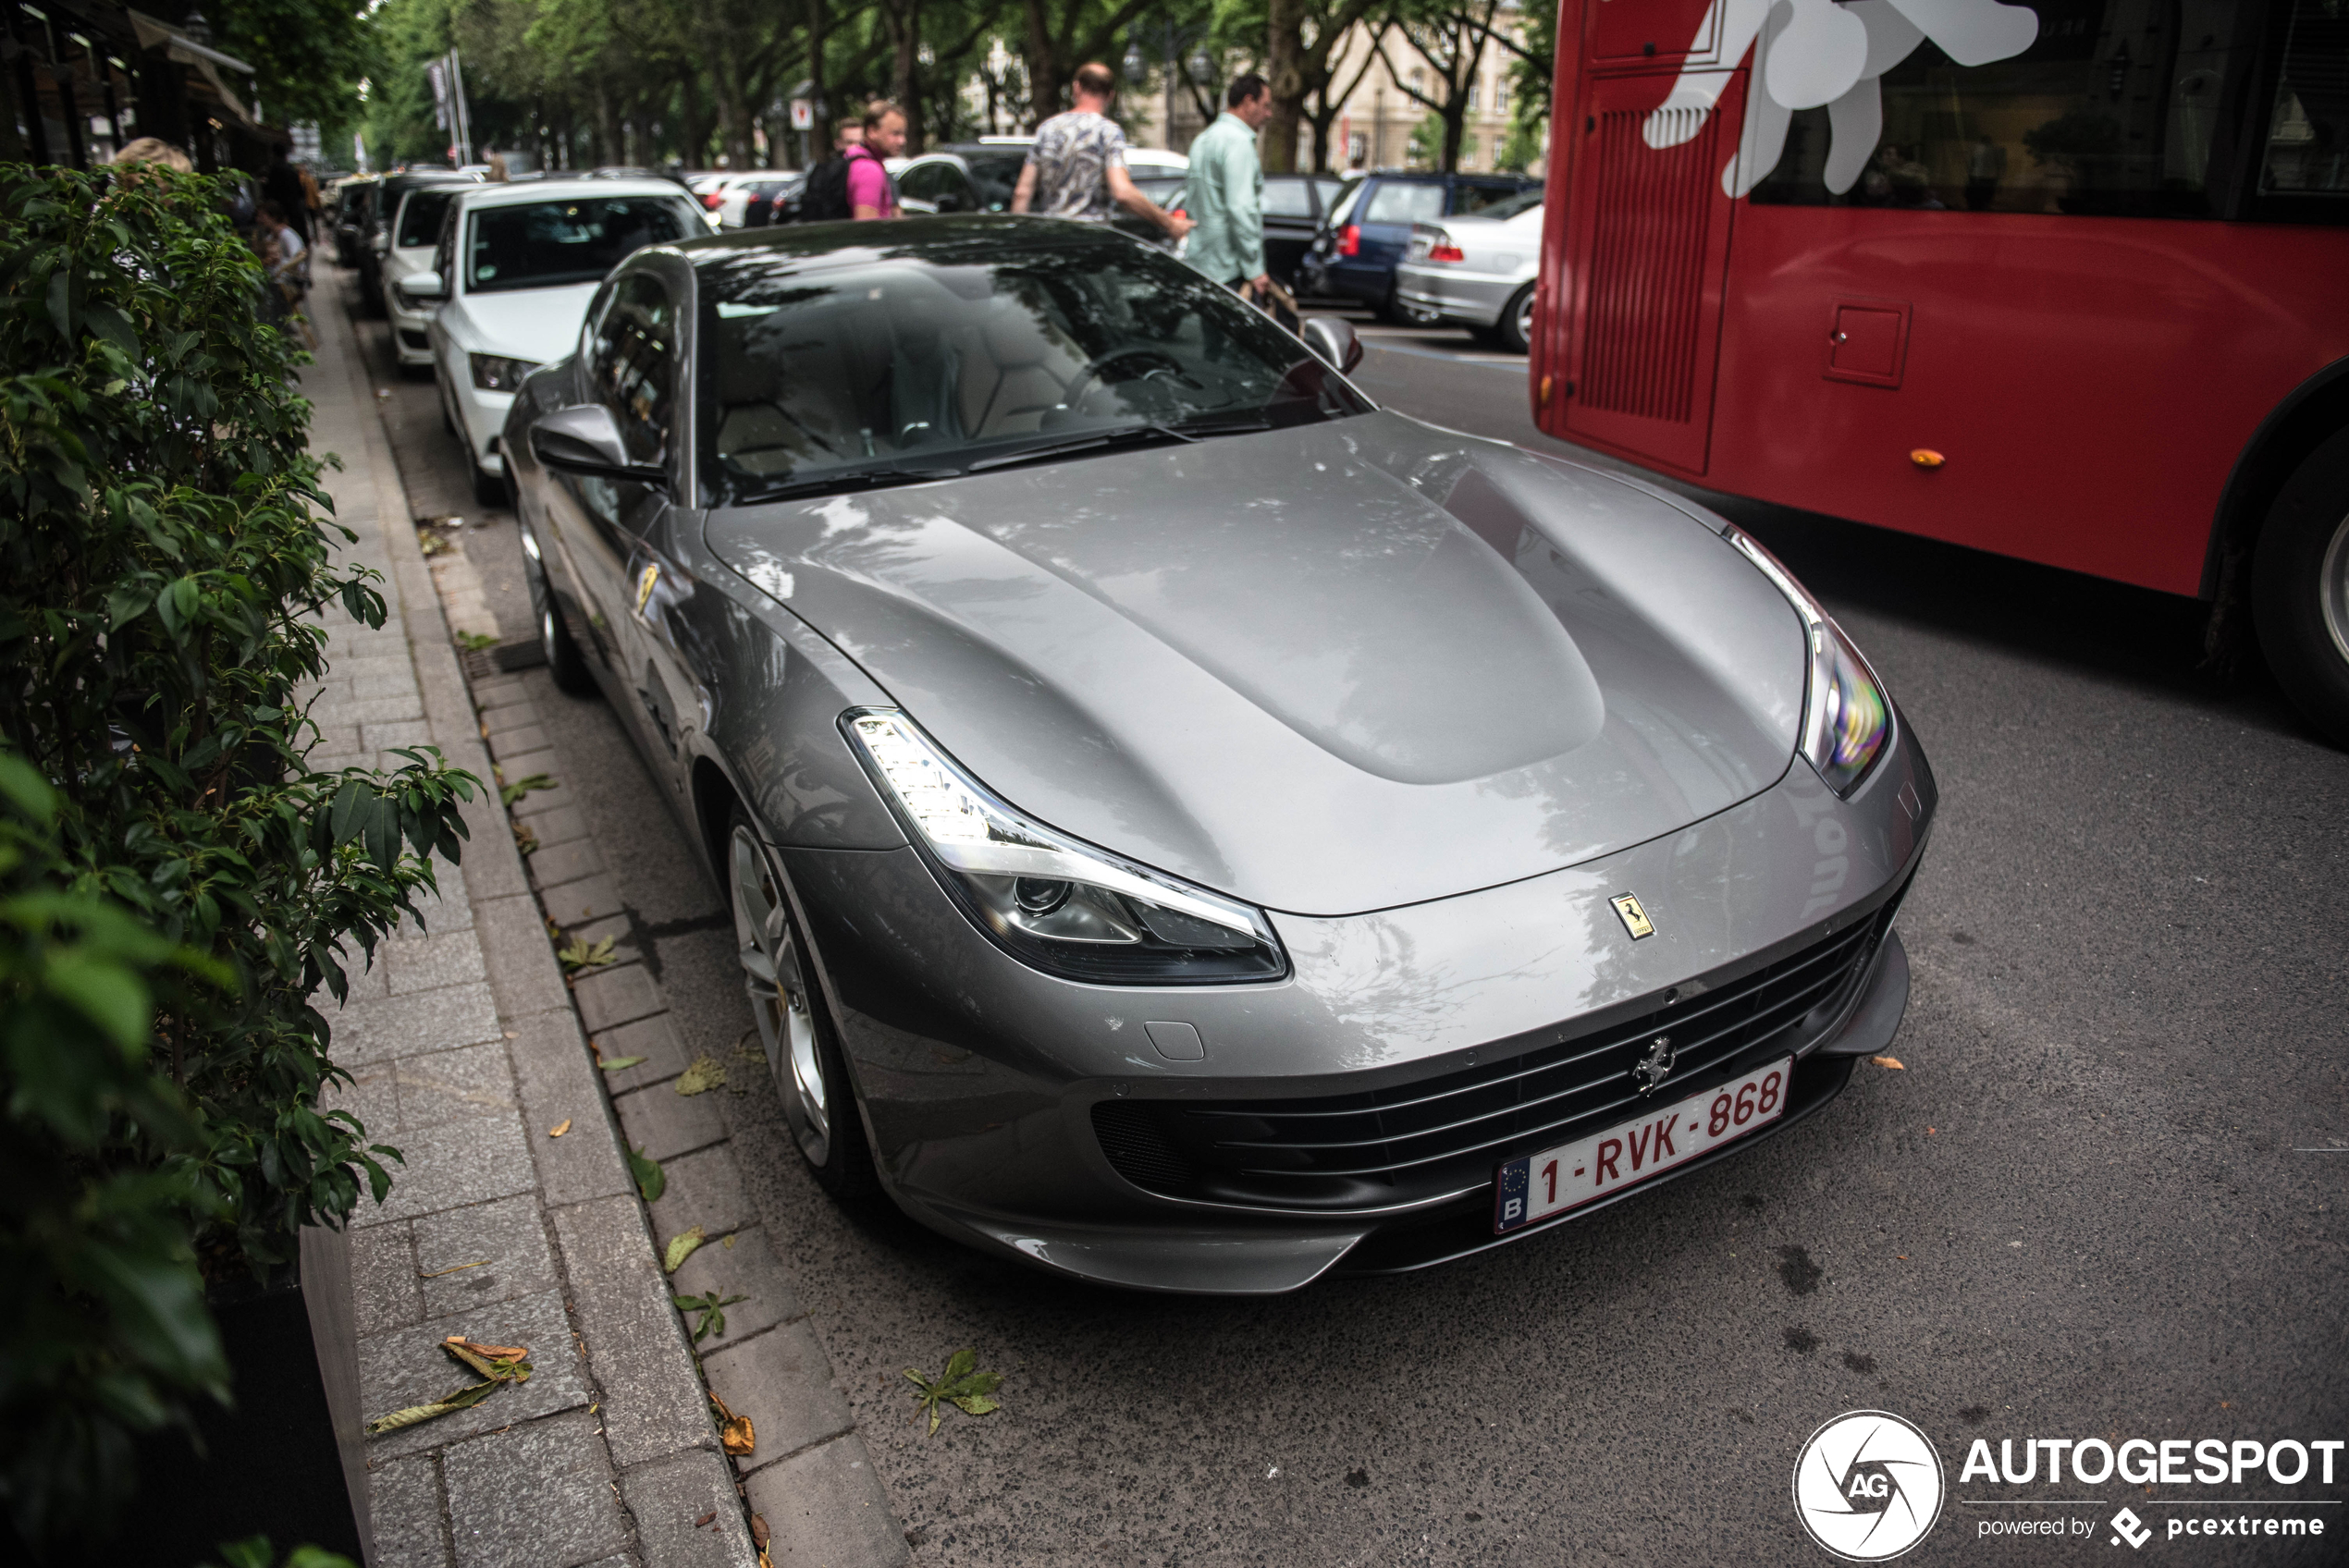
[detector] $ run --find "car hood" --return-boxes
[444,282,600,364]
[705,411,1804,915]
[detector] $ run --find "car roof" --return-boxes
[678,213,1137,273]
[452,178,696,208]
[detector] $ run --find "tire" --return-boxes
[438,376,457,435]
[523,523,599,696]
[726,805,877,1199]
[1497,282,1536,356]
[472,459,506,508]
[2252,425,2349,749]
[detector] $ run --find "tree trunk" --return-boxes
[1263,0,1306,174]
[1024,0,1065,119]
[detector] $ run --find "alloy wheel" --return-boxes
[2321,509,2349,668]
[729,824,830,1164]
[1514,290,1535,349]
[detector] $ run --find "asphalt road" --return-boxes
[342,275,2349,1567]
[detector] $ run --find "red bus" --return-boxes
[1531,0,2349,743]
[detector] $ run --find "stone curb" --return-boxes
[337,274,909,1568]
[314,275,749,1568]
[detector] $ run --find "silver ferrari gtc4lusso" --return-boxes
[504,216,1937,1295]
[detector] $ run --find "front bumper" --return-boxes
[452,379,514,472]
[1395,262,1519,327]
[780,719,1936,1294]
[388,293,436,364]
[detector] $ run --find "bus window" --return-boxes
[1752,0,2250,219]
[2260,0,2349,202]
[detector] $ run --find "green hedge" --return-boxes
[0,165,477,1551]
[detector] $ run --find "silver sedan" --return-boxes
[503,215,1935,1294]
[1395,190,1544,352]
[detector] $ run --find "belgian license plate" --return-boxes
[1494,1058,1793,1233]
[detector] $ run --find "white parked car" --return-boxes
[380,176,481,366]
[414,178,707,504]
[1393,190,1545,353]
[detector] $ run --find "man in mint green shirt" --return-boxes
[1184,74,1275,298]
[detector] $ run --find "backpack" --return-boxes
[797,152,855,222]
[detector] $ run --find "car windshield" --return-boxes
[465,196,696,293]
[1472,189,1544,221]
[1362,182,1445,225]
[696,236,1371,506]
[397,189,457,249]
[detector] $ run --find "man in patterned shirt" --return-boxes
[1010,62,1191,242]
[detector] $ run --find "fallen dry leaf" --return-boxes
[664,1224,707,1273]
[711,1390,756,1456]
[722,1234,738,1251]
[418,1259,493,1279]
[750,1516,769,1549]
[695,1512,717,1528]
[548,1119,572,1138]
[445,1335,531,1361]
[1869,1055,1905,1070]
[675,1052,728,1096]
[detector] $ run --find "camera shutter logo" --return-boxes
[1791,1409,1945,1561]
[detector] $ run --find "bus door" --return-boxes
[1560,68,1748,476]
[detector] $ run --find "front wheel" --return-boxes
[522,521,598,696]
[2252,426,2349,749]
[727,809,876,1198]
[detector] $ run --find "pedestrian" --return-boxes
[257,200,316,349]
[847,101,905,219]
[263,141,310,242]
[1184,74,1275,302]
[486,144,510,182]
[109,136,193,185]
[1010,62,1190,242]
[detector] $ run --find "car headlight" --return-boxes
[471,354,541,393]
[1725,528,1891,796]
[842,708,1286,985]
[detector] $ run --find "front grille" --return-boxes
[1094,900,1900,1213]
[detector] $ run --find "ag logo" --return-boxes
[1792,1410,1944,1561]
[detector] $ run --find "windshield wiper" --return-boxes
[736,463,962,504]
[962,416,1273,474]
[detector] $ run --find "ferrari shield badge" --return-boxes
[1610,892,1655,940]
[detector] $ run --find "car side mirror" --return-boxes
[527,404,667,487]
[1300,316,1363,374]
[934,191,964,214]
[400,271,447,302]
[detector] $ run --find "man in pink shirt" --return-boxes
[848,101,905,220]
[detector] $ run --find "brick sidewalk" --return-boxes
[302,269,759,1568]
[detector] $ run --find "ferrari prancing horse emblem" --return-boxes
[1633,1035,1678,1095]
[1610,892,1655,940]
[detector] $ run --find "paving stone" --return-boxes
[480,698,540,736]
[495,747,562,797]
[366,718,437,753]
[399,864,475,937]
[743,1437,909,1568]
[351,1221,424,1338]
[508,1008,633,1207]
[387,929,488,996]
[473,680,531,716]
[354,670,424,703]
[614,1077,729,1164]
[669,1227,802,1351]
[571,962,660,1032]
[563,914,640,967]
[442,1410,628,1568]
[526,837,607,891]
[523,803,591,849]
[487,725,550,761]
[475,891,572,1017]
[346,692,431,726]
[414,1194,559,1317]
[456,794,530,900]
[701,1320,854,1470]
[590,1012,694,1095]
[323,1058,399,1143]
[329,983,501,1067]
[360,1288,592,1462]
[541,872,625,928]
[621,1448,758,1568]
[359,1113,535,1227]
[392,1041,518,1131]
[370,1453,451,1568]
[338,653,421,685]
[548,1195,710,1469]
[314,721,363,757]
[646,1145,754,1243]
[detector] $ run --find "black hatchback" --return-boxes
[1302,171,1541,321]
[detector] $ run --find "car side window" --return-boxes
[1363,182,1444,224]
[898,163,944,203]
[588,272,677,466]
[1450,183,1515,216]
[1262,178,1315,217]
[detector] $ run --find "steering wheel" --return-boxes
[1064,346,1194,404]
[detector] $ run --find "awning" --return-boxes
[126,7,259,128]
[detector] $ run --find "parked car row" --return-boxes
[1302,170,1542,325]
